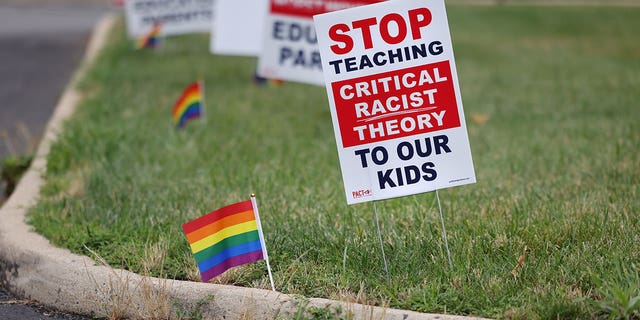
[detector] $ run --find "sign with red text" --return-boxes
[124,0,214,38]
[257,0,382,85]
[210,0,268,56]
[314,0,475,204]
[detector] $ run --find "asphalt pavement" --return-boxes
[0,287,89,320]
[0,2,108,158]
[0,2,108,319]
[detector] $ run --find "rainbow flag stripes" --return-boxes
[136,23,161,49]
[172,81,203,128]
[254,72,284,87]
[182,199,265,282]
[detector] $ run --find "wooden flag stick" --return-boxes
[251,194,276,291]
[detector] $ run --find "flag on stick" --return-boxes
[182,195,275,288]
[254,72,284,87]
[172,81,204,128]
[136,23,161,49]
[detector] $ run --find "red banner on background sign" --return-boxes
[271,0,381,18]
[331,60,460,148]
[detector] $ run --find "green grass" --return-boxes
[28,5,640,319]
[1,154,32,198]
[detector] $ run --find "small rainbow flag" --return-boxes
[254,72,284,87]
[182,196,275,287]
[172,81,203,128]
[136,23,161,49]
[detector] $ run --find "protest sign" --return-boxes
[210,0,268,56]
[257,0,382,86]
[124,0,215,38]
[314,0,476,204]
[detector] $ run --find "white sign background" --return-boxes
[210,0,268,56]
[314,0,476,204]
[124,0,215,38]
[257,0,382,86]
[257,5,324,85]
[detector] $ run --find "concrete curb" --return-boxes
[0,13,490,320]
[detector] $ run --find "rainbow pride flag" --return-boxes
[182,197,273,284]
[254,72,284,87]
[172,81,203,128]
[136,23,161,49]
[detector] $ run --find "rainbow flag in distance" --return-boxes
[182,198,267,282]
[136,23,161,49]
[254,72,284,87]
[172,81,203,128]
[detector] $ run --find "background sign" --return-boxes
[210,0,268,56]
[314,0,476,204]
[257,0,381,85]
[124,0,215,38]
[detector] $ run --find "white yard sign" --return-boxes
[314,0,475,204]
[209,0,268,56]
[257,0,382,85]
[124,0,215,38]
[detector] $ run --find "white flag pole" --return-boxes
[373,201,390,280]
[251,194,276,291]
[154,22,164,51]
[198,79,206,124]
[435,190,453,271]
[158,23,167,51]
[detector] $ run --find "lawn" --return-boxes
[28,5,639,319]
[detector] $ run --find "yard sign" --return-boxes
[314,0,476,204]
[257,0,382,86]
[209,0,268,56]
[124,0,215,38]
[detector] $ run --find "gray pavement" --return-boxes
[0,2,108,319]
[0,287,88,320]
[0,3,108,159]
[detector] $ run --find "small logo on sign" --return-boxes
[352,189,372,199]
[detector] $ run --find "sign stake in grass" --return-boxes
[373,201,390,281]
[315,0,467,276]
[435,190,453,271]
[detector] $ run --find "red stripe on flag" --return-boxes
[182,200,253,234]
[172,82,201,115]
[184,209,256,244]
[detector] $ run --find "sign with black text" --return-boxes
[257,0,382,85]
[314,0,475,204]
[124,0,215,38]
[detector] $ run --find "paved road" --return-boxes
[0,3,107,158]
[0,2,108,319]
[0,287,90,320]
